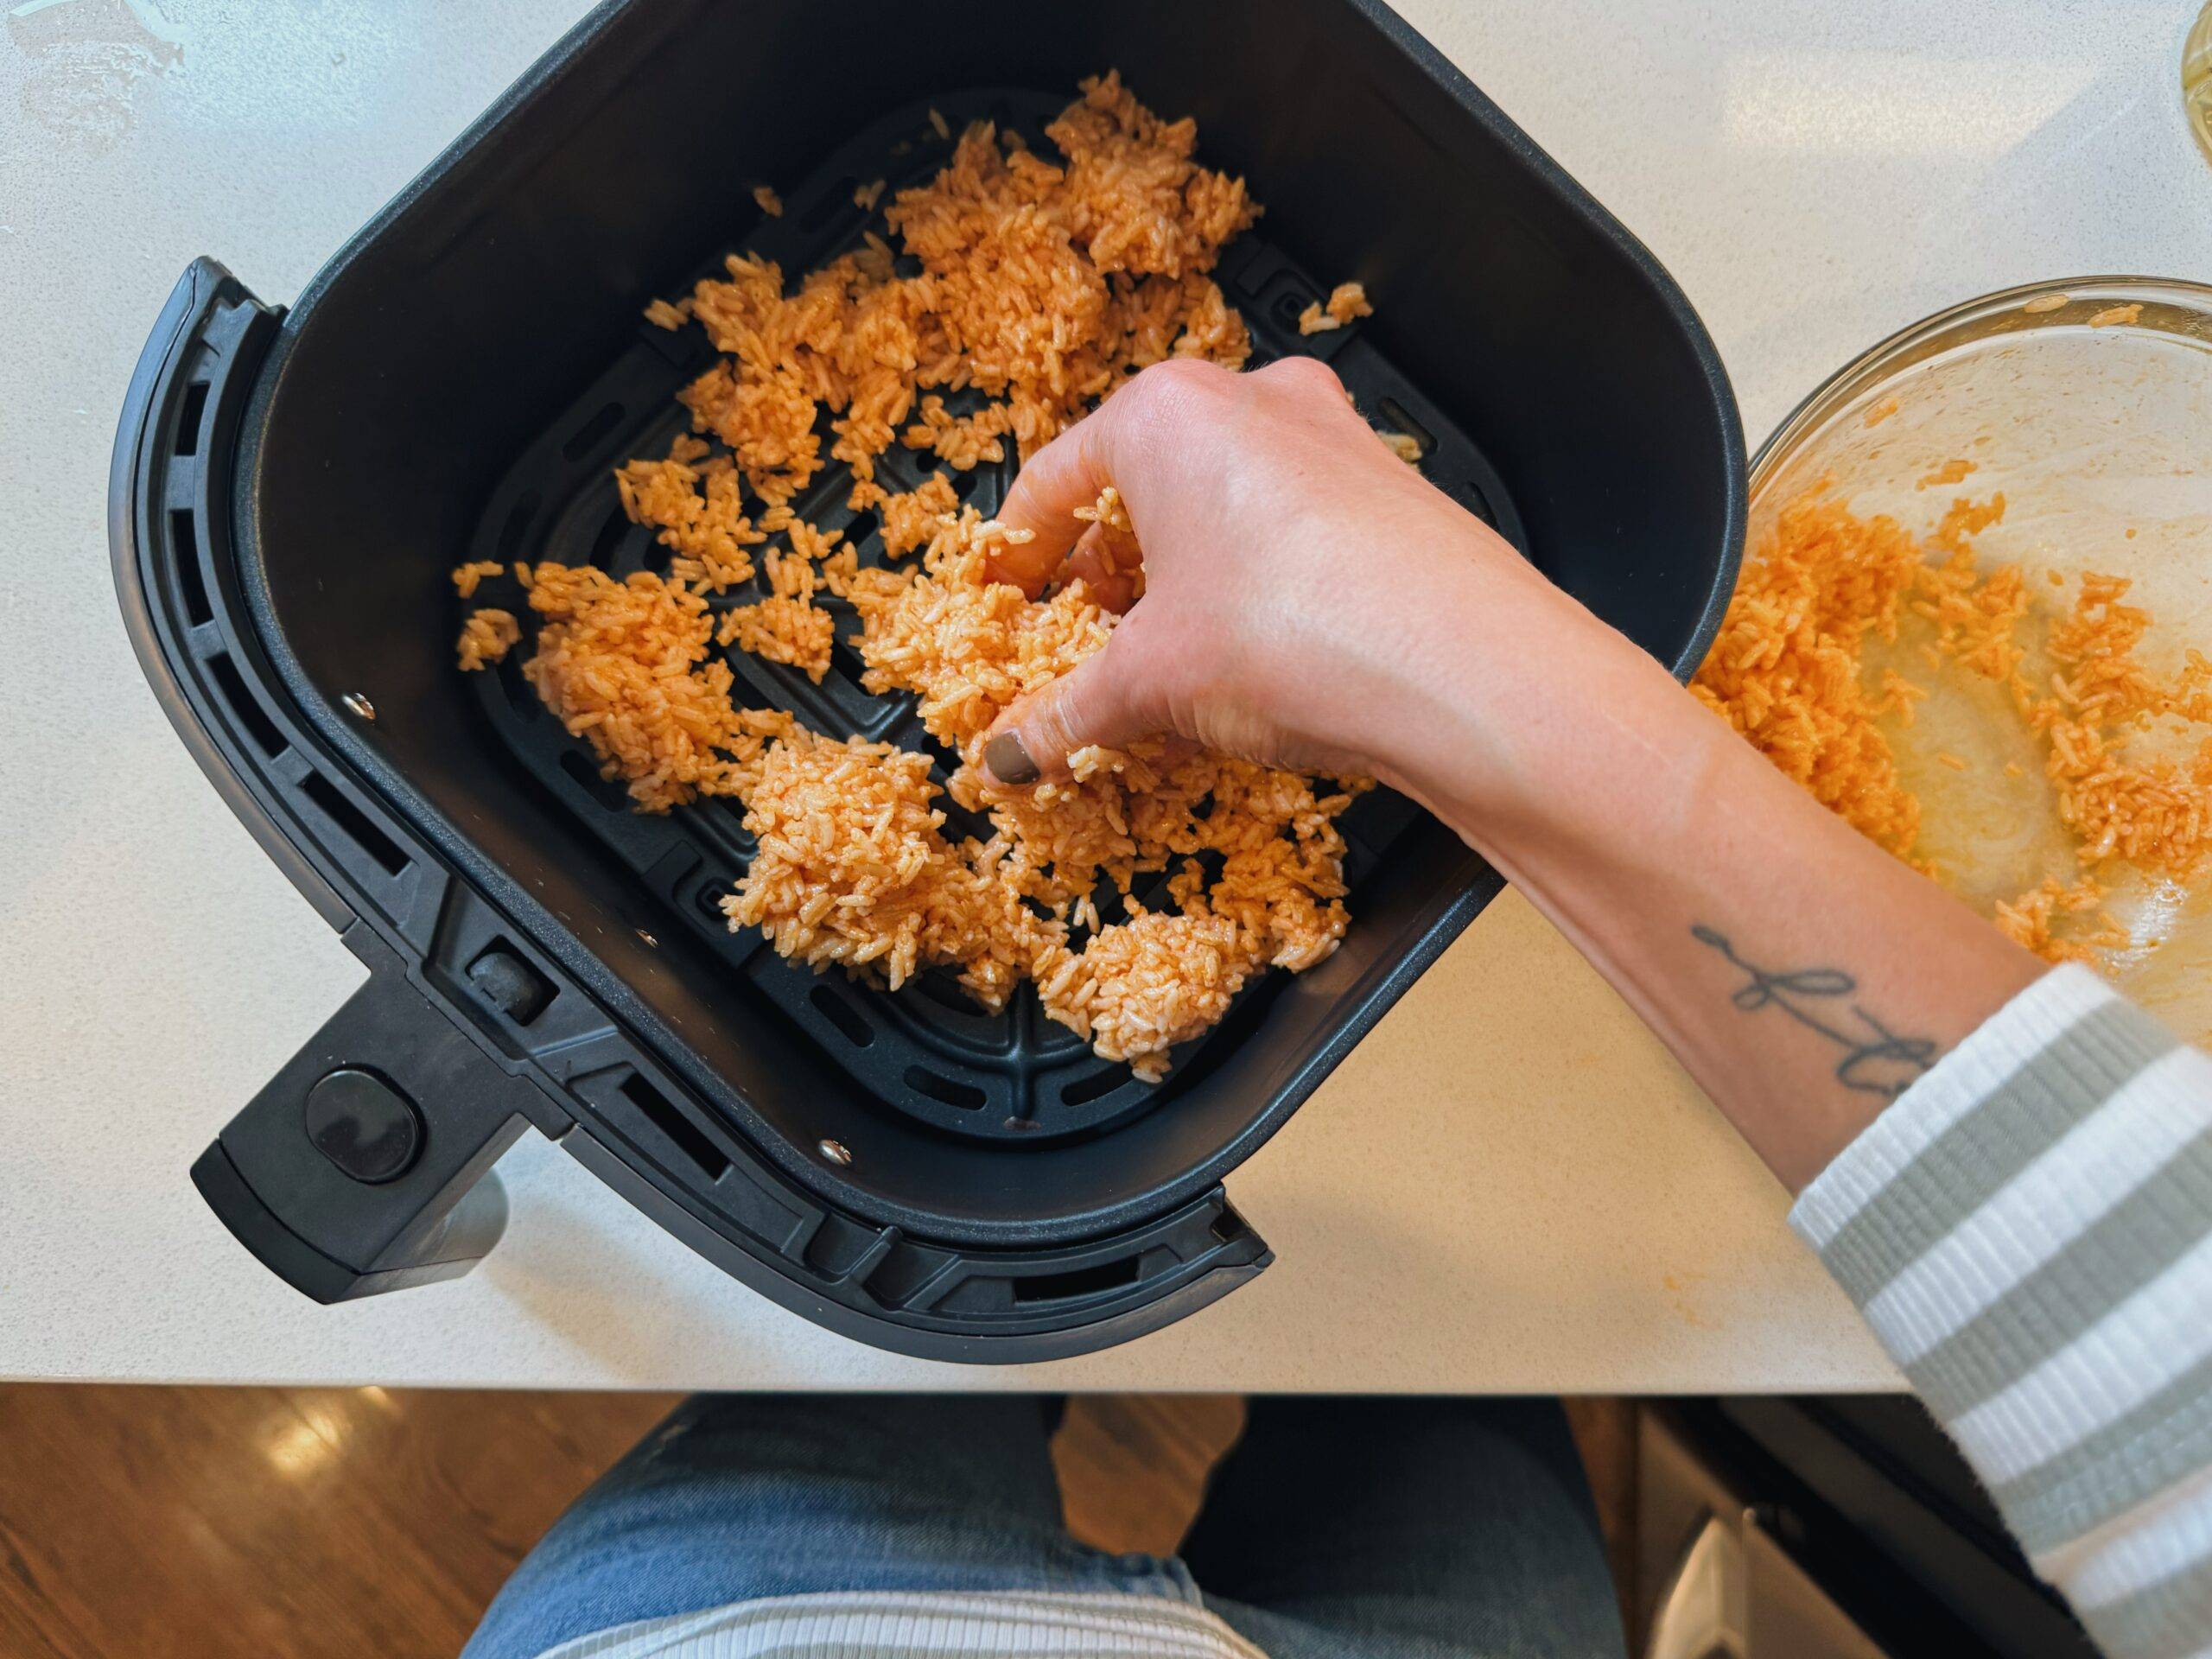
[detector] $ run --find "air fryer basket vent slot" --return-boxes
[206,652,284,759]
[906,1065,987,1110]
[1060,1065,1131,1107]
[296,770,410,879]
[563,400,627,462]
[174,378,209,457]
[1373,397,1433,458]
[799,175,861,232]
[810,983,875,1047]
[1012,1255,1141,1303]
[560,747,636,813]
[497,491,542,562]
[618,1070,730,1180]
[170,509,212,626]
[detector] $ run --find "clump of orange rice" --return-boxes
[455,75,1355,1080]
[510,562,795,812]
[641,71,1257,515]
[880,474,961,559]
[727,728,1057,1014]
[455,607,520,671]
[1296,281,1372,334]
[716,546,836,682]
[452,559,505,598]
[616,436,763,592]
[1694,477,2212,961]
[2035,575,2212,880]
[1993,875,2129,963]
[1689,489,1933,860]
[1039,911,1248,1070]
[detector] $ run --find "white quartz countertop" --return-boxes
[5,0,2208,1391]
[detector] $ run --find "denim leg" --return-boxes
[1180,1397,1626,1659]
[465,1394,1194,1659]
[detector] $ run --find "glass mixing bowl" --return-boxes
[1750,277,2212,1040]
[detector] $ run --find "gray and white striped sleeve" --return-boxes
[1792,963,2212,1659]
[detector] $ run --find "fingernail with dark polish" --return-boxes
[985,730,1039,785]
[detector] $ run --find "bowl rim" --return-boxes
[1751,274,2212,500]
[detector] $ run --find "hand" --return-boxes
[980,355,2044,1194]
[978,356,1633,829]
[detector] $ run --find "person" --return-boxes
[467,358,2212,1659]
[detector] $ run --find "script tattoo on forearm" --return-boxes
[1690,925,1938,1097]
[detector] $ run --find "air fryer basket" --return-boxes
[112,0,1744,1361]
[469,85,1527,1151]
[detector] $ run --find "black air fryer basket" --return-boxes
[111,0,1743,1360]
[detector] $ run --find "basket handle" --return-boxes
[111,259,527,1298]
[192,926,536,1300]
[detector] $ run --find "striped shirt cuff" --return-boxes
[538,1590,1266,1659]
[1791,964,2212,1659]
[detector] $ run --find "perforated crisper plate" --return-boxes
[464,88,1525,1147]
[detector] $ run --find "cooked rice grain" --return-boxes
[451,559,505,598]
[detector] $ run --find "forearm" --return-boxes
[986,358,2211,1651]
[1395,625,2212,1656]
[1385,617,2044,1192]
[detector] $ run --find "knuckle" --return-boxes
[1122,357,1226,421]
[1258,353,1345,401]
[1147,356,1224,394]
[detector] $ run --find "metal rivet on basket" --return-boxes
[340,691,376,721]
[817,1138,853,1167]
[635,928,658,947]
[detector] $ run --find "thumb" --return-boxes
[980,639,1160,788]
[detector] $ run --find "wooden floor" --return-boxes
[0,1385,1633,1656]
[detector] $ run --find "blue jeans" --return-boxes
[466,1395,1626,1659]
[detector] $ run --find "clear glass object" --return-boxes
[1751,279,2212,1040]
[2186,2,2212,167]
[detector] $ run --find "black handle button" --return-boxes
[303,1068,423,1184]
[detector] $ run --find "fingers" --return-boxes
[980,637,1160,788]
[994,355,1294,607]
[1060,522,1140,613]
[987,405,1122,595]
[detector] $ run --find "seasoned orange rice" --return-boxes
[451,559,505,599]
[454,607,519,671]
[1694,478,2212,962]
[456,75,1357,1079]
[880,474,961,559]
[509,561,796,813]
[1297,280,1372,335]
